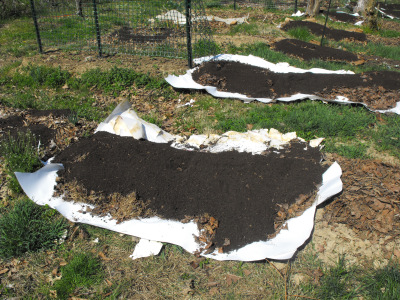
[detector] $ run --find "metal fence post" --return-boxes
[92,0,102,57]
[234,0,237,10]
[294,0,298,14]
[185,0,193,68]
[30,0,43,53]
[320,0,332,46]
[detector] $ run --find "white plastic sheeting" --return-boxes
[165,54,400,115]
[16,105,343,261]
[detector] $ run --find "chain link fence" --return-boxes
[30,0,218,66]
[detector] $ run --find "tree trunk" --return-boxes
[76,0,83,17]
[355,0,379,30]
[306,0,321,17]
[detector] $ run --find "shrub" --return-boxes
[0,199,67,258]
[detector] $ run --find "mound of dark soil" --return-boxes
[281,20,367,41]
[191,60,400,110]
[273,38,359,62]
[380,3,400,18]
[324,11,359,23]
[54,131,326,252]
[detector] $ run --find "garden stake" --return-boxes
[30,0,43,54]
[92,0,102,57]
[321,0,332,47]
[185,0,193,68]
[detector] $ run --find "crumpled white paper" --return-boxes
[16,105,343,261]
[165,54,400,115]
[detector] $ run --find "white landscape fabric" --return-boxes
[165,54,400,115]
[15,105,343,261]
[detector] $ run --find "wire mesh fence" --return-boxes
[203,0,348,10]
[30,0,218,65]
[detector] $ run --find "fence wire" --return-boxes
[32,0,218,62]
[203,0,348,10]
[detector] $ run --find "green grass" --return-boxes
[0,17,38,57]
[12,64,71,88]
[361,261,400,299]
[300,255,400,299]
[54,252,104,299]
[324,139,370,159]
[214,101,375,140]
[70,66,170,96]
[286,26,315,42]
[331,40,400,61]
[0,199,67,258]
[373,114,400,158]
[229,23,260,36]
[0,131,42,193]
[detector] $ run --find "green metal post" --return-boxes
[321,0,332,47]
[185,0,193,68]
[92,0,102,57]
[30,0,43,53]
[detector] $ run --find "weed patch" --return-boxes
[0,199,67,258]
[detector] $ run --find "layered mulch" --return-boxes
[272,38,359,62]
[281,21,367,41]
[323,154,400,240]
[53,131,326,252]
[191,60,400,110]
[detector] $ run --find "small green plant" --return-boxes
[54,252,104,299]
[0,199,67,258]
[0,130,42,193]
